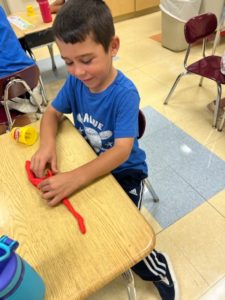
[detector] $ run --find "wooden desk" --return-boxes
[8,8,55,37]
[9,23,24,39]
[0,118,155,299]
[8,9,57,70]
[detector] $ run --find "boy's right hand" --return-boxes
[30,146,58,178]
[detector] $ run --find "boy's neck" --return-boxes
[89,67,118,93]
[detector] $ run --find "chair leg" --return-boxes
[47,43,57,71]
[218,111,225,131]
[213,84,222,128]
[38,75,48,106]
[144,179,159,203]
[199,77,204,87]
[122,269,137,300]
[163,71,187,105]
[3,88,14,130]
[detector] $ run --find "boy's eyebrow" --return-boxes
[61,53,94,60]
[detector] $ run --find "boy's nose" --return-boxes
[72,65,85,78]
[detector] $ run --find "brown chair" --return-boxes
[164,13,225,128]
[0,5,48,130]
[138,110,159,203]
[0,64,47,129]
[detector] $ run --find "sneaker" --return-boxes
[153,253,179,300]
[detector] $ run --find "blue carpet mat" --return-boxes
[141,106,225,228]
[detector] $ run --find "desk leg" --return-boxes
[122,270,137,300]
[47,43,57,71]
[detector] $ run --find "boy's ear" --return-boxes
[110,36,120,57]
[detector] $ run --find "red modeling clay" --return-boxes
[25,160,86,234]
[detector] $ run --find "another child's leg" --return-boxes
[114,170,179,300]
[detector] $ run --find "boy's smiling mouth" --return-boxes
[82,77,93,83]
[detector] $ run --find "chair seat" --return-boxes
[187,56,225,84]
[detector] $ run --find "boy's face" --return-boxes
[56,35,119,93]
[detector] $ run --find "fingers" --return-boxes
[41,190,62,207]
[51,157,58,174]
[38,178,63,207]
[39,189,61,207]
[37,161,48,178]
[30,156,47,178]
[31,151,58,178]
[47,196,62,207]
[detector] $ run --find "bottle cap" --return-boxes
[0,236,20,294]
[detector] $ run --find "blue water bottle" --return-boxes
[0,235,45,299]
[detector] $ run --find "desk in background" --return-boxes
[0,118,155,299]
[8,9,57,70]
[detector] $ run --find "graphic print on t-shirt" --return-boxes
[77,113,113,153]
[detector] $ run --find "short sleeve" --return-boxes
[114,89,140,139]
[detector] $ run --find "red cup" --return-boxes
[36,0,52,23]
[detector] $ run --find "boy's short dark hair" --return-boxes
[53,0,115,52]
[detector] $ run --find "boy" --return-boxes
[31,1,178,299]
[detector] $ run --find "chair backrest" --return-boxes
[0,64,40,100]
[138,110,146,139]
[184,13,217,44]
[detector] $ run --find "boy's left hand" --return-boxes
[38,170,81,206]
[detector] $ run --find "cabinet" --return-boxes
[105,0,135,17]
[105,0,159,18]
[136,0,159,11]
[6,0,159,19]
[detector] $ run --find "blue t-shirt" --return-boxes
[0,6,35,78]
[52,70,148,175]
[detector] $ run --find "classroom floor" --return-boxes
[33,10,225,300]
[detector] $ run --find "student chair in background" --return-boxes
[0,5,48,131]
[163,13,225,129]
[138,109,159,203]
[0,64,47,130]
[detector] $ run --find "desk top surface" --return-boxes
[8,8,55,38]
[0,118,155,300]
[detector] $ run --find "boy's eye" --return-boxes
[81,59,92,64]
[65,61,73,66]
